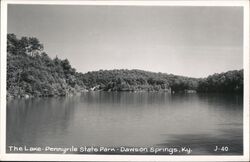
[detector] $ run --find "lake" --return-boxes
[6,92,243,155]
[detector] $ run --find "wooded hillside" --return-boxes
[7,34,86,97]
[7,34,243,98]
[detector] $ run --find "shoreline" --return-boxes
[7,89,243,100]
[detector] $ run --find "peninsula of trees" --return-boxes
[7,34,243,98]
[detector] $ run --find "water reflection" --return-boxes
[7,92,243,154]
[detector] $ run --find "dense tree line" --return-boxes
[78,69,199,92]
[79,69,243,94]
[197,70,243,93]
[7,34,86,98]
[7,34,243,98]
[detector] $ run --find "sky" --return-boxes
[7,5,243,78]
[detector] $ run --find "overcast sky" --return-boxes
[8,5,243,78]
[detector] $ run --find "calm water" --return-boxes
[7,92,243,155]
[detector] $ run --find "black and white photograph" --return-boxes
[0,0,249,161]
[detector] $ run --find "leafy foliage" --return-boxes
[7,34,243,98]
[7,34,86,97]
[79,69,243,94]
[197,70,243,93]
[78,69,199,92]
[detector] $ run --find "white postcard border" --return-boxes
[1,0,249,161]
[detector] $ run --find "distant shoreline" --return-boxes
[7,89,244,100]
[7,34,243,99]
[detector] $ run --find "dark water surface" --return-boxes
[7,92,243,155]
